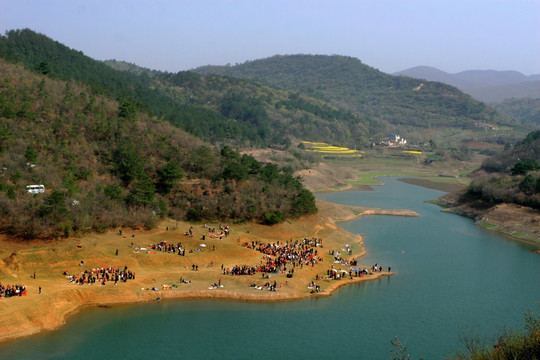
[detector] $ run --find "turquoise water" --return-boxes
[1,177,538,359]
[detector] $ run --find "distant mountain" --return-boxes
[194,54,511,129]
[454,70,532,87]
[465,80,540,103]
[393,66,477,89]
[394,66,540,102]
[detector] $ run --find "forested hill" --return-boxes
[493,98,540,128]
[0,59,316,239]
[465,130,540,209]
[194,54,513,128]
[0,29,377,149]
[0,30,516,149]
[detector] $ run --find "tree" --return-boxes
[240,154,261,174]
[512,160,538,175]
[157,161,184,194]
[519,175,537,195]
[39,190,69,223]
[36,60,50,75]
[220,145,240,161]
[222,161,249,182]
[261,210,284,225]
[118,98,137,120]
[104,183,123,201]
[112,142,144,185]
[186,207,204,221]
[24,145,38,164]
[259,163,280,183]
[127,173,156,206]
[189,146,216,176]
[292,189,317,216]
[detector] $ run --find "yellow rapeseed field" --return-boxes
[302,141,362,157]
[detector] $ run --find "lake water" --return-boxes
[1,177,538,359]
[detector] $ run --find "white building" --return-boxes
[382,134,407,147]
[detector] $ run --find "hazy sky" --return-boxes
[1,0,539,75]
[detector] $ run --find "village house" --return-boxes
[381,134,407,147]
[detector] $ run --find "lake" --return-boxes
[1,177,538,359]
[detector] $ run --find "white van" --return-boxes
[26,185,45,194]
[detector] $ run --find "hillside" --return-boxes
[1,30,520,152]
[395,66,540,103]
[105,60,377,147]
[0,59,316,239]
[493,98,540,128]
[468,130,540,210]
[437,130,540,243]
[0,29,376,149]
[194,54,513,129]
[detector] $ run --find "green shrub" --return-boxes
[261,210,284,225]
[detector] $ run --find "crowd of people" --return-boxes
[0,283,27,298]
[325,262,389,280]
[237,237,323,275]
[226,264,261,275]
[140,240,186,256]
[222,238,322,277]
[65,266,135,285]
[224,237,324,277]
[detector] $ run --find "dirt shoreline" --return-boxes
[436,191,540,248]
[0,199,414,344]
[398,177,540,248]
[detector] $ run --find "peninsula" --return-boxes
[0,199,417,343]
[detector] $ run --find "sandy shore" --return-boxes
[0,199,417,344]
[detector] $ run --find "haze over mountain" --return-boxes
[394,66,540,103]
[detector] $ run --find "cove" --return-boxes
[1,177,538,359]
